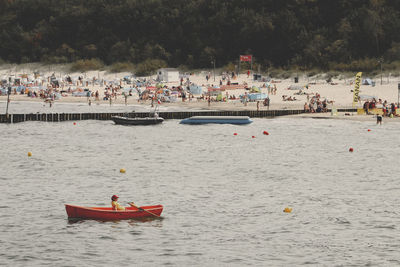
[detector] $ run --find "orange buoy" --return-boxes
[233,133,238,136]
[252,136,255,138]
[263,131,269,135]
[367,129,371,132]
[349,148,354,152]
[120,168,126,173]
[283,207,292,213]
[27,152,32,157]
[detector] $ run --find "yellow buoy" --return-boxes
[120,168,126,173]
[27,152,32,157]
[283,207,292,213]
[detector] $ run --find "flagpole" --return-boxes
[238,56,240,78]
[213,59,216,82]
[251,56,253,75]
[5,77,11,119]
[6,86,11,119]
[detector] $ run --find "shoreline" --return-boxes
[1,101,399,123]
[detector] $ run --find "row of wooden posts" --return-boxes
[0,109,357,123]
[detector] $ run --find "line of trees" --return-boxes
[0,0,399,73]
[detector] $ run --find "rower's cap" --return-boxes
[112,195,119,200]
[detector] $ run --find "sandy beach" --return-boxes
[1,66,399,116]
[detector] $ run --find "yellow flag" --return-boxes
[353,72,362,105]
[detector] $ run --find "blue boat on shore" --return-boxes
[180,116,253,125]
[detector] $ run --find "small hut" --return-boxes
[157,68,179,82]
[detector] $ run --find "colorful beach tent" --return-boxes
[189,85,203,95]
[248,93,268,101]
[362,78,373,85]
[240,93,268,102]
[249,86,261,93]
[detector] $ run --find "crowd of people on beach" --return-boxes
[303,93,331,113]
[363,99,398,116]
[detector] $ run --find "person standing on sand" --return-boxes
[383,101,387,116]
[391,103,396,116]
[123,91,128,106]
[304,102,309,112]
[263,97,270,109]
[183,90,187,102]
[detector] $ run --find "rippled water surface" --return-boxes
[0,117,399,266]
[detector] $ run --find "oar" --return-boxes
[128,202,160,218]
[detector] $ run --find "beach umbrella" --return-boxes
[250,86,260,93]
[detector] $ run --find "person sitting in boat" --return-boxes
[111,195,135,211]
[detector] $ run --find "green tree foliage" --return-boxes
[70,58,104,72]
[109,62,135,73]
[0,0,399,71]
[135,59,167,76]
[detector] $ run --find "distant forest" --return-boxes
[1,0,400,73]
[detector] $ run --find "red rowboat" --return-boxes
[65,204,163,220]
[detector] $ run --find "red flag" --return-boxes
[240,55,252,62]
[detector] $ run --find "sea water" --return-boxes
[0,117,399,266]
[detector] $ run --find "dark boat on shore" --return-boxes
[111,115,164,125]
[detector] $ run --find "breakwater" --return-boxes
[0,108,357,123]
